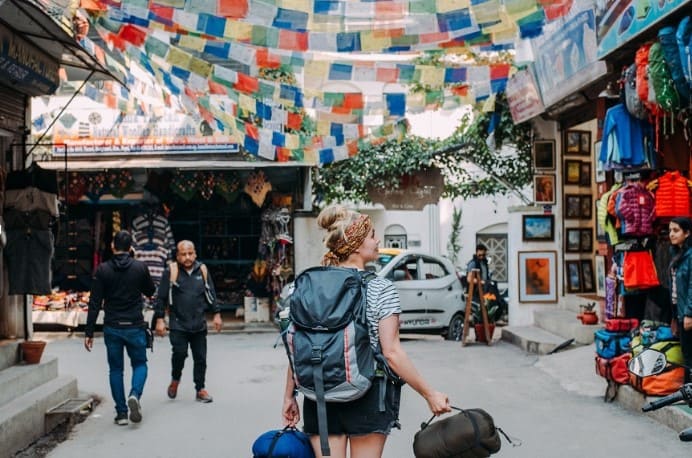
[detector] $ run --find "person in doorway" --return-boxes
[668,217,692,382]
[154,240,222,403]
[281,204,450,458]
[84,230,156,426]
[466,244,507,323]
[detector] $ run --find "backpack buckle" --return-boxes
[310,346,322,364]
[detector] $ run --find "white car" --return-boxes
[368,249,465,340]
[277,249,466,340]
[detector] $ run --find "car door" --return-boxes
[418,255,464,329]
[385,255,430,330]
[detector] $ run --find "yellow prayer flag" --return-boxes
[436,0,469,13]
[224,21,253,41]
[179,35,206,52]
[166,47,192,68]
[481,93,496,113]
[418,66,445,87]
[239,93,256,113]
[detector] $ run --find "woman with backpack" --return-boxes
[668,216,692,382]
[281,204,451,458]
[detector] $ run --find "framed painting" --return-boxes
[533,140,556,171]
[565,228,581,252]
[565,160,581,185]
[579,161,591,187]
[565,130,582,155]
[565,194,581,219]
[580,195,593,219]
[579,131,592,155]
[594,141,606,183]
[522,214,555,241]
[565,260,582,293]
[580,228,593,253]
[595,199,606,241]
[534,174,556,204]
[581,259,595,293]
[595,255,606,298]
[518,251,558,303]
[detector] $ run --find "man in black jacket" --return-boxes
[84,230,156,426]
[154,240,222,403]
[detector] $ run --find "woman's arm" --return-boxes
[282,366,300,426]
[379,314,450,415]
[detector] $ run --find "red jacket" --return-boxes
[654,171,691,218]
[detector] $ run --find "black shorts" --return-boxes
[302,379,401,436]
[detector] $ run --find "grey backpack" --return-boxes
[624,63,649,120]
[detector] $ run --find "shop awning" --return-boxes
[0,0,125,91]
[36,158,312,171]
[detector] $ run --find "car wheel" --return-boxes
[444,313,464,341]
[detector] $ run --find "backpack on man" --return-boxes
[281,266,398,456]
[168,262,214,307]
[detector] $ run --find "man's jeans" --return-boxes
[169,329,207,391]
[104,326,148,414]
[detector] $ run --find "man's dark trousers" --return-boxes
[169,329,207,391]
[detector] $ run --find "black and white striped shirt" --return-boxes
[365,276,401,351]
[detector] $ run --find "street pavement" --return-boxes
[38,331,691,457]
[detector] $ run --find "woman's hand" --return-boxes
[282,396,300,427]
[684,316,692,331]
[424,390,452,416]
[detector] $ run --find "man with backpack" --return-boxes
[84,230,156,426]
[281,205,450,457]
[154,240,222,403]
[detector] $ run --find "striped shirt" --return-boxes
[365,276,401,351]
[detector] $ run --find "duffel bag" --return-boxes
[594,329,631,359]
[604,318,639,333]
[630,337,685,366]
[413,407,502,458]
[595,353,631,385]
[252,426,315,458]
[629,365,686,396]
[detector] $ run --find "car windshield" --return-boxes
[366,252,399,273]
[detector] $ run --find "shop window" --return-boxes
[476,234,507,282]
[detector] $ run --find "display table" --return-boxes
[32,310,155,328]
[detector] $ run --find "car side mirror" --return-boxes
[628,349,668,377]
[393,270,406,282]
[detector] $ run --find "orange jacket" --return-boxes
[654,171,691,218]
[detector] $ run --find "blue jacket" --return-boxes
[670,247,692,321]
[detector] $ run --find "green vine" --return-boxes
[446,206,463,266]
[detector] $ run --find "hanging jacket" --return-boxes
[654,171,691,218]
[598,183,622,245]
[601,104,653,169]
[613,183,656,236]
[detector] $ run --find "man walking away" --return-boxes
[84,230,156,426]
[154,240,222,403]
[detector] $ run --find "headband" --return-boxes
[322,214,372,266]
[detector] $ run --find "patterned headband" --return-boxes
[322,214,372,266]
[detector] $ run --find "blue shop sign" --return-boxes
[0,24,59,95]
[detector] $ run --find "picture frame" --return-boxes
[595,255,606,298]
[580,259,595,293]
[522,214,555,241]
[580,228,593,253]
[594,141,606,183]
[565,160,581,185]
[579,161,591,187]
[580,194,593,219]
[565,194,581,219]
[533,140,556,170]
[518,251,558,303]
[565,228,581,253]
[565,130,591,155]
[565,260,582,293]
[595,199,606,241]
[533,174,556,204]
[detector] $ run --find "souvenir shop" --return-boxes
[29,163,307,328]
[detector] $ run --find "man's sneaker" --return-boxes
[196,389,213,403]
[127,395,142,423]
[167,380,179,399]
[114,412,128,426]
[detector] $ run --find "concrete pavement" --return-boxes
[33,329,692,457]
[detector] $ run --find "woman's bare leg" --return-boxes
[310,434,348,458]
[349,433,387,458]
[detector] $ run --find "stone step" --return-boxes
[0,341,19,372]
[0,356,59,407]
[534,309,602,345]
[0,375,78,458]
[615,384,692,433]
[501,325,575,355]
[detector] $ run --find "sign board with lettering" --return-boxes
[367,168,444,210]
[505,68,545,124]
[0,23,59,96]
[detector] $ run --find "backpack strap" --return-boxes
[200,263,208,286]
[311,345,330,456]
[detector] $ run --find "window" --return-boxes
[420,256,448,279]
[476,234,508,282]
[384,224,407,249]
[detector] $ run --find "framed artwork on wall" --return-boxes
[579,162,591,187]
[594,141,605,183]
[523,214,555,241]
[565,228,581,252]
[580,228,593,253]
[580,195,593,219]
[533,140,556,170]
[565,130,591,155]
[533,174,556,204]
[518,251,558,303]
[581,259,595,293]
[565,260,582,293]
[565,194,581,219]
[595,255,606,298]
[565,160,581,185]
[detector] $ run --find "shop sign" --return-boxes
[505,68,545,124]
[32,96,239,156]
[367,168,444,210]
[532,9,607,108]
[597,0,687,58]
[0,23,59,96]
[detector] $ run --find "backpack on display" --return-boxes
[659,25,690,104]
[282,266,377,456]
[252,426,315,458]
[648,41,681,114]
[624,63,649,120]
[635,43,653,105]
[676,16,692,105]
[594,329,631,359]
